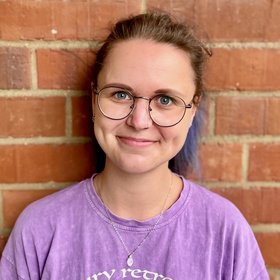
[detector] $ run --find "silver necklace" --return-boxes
[100,176,173,267]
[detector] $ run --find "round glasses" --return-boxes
[95,86,193,127]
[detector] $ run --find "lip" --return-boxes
[117,136,157,147]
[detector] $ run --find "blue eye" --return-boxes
[158,95,173,106]
[114,91,131,100]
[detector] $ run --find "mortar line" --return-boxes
[141,0,147,12]
[30,48,38,90]
[209,42,280,49]
[1,40,280,49]
[208,91,280,97]
[0,137,91,145]
[201,135,280,143]
[251,224,280,233]
[0,182,69,190]
[268,269,280,279]
[205,182,280,189]
[0,40,99,49]
[0,228,11,236]
[0,89,86,97]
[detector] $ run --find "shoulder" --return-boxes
[181,177,258,254]
[0,177,93,278]
[182,178,269,279]
[184,178,246,224]
[14,177,92,232]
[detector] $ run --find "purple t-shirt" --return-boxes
[0,175,269,279]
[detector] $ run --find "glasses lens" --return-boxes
[150,94,187,127]
[97,87,134,119]
[97,87,189,127]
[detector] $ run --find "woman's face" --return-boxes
[93,39,196,174]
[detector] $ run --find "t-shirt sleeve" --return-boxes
[233,230,269,280]
[0,254,26,280]
[0,182,83,280]
[0,204,42,280]
[194,183,270,280]
[227,206,269,280]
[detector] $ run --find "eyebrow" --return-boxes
[101,83,184,97]
[101,83,133,91]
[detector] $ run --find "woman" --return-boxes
[0,12,268,279]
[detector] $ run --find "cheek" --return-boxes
[93,121,103,149]
[161,124,189,147]
[93,114,123,143]
[93,112,109,145]
[94,117,109,141]
[93,119,114,157]
[169,113,195,145]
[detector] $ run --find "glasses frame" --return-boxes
[93,86,194,127]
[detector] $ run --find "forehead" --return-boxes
[98,39,195,95]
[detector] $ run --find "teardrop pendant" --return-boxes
[127,255,133,267]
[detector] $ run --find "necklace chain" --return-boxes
[100,175,173,267]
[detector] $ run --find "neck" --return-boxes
[94,162,182,221]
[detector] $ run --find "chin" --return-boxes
[113,157,168,175]
[116,162,151,174]
[119,167,160,175]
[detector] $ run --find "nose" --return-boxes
[126,97,153,130]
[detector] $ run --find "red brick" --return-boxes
[0,1,141,40]
[199,143,242,182]
[216,96,280,135]
[0,97,66,137]
[216,96,264,135]
[37,49,96,90]
[265,98,280,135]
[0,235,8,257]
[0,144,93,183]
[206,49,280,91]
[255,233,280,267]
[147,0,280,42]
[0,48,31,89]
[213,188,280,224]
[2,189,57,228]
[248,144,280,181]
[72,95,93,137]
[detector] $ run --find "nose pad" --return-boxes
[127,98,153,129]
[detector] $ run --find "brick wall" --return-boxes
[0,0,279,278]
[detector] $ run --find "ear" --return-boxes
[91,82,98,105]
[187,106,197,129]
[193,94,201,106]
[91,83,97,119]
[92,93,96,107]
[188,94,201,127]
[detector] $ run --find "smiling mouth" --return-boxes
[117,136,156,147]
